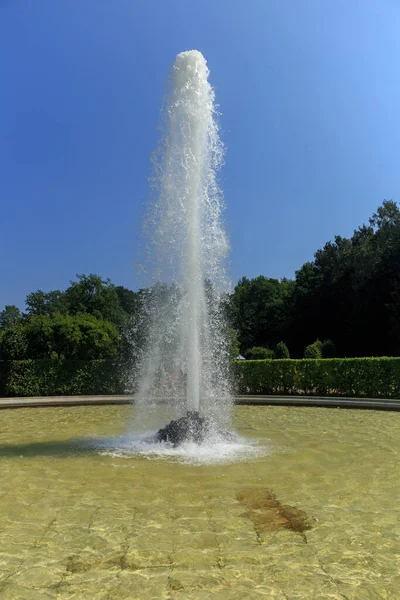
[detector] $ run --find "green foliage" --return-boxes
[226,326,240,360]
[0,325,28,360]
[304,341,322,359]
[23,314,121,359]
[0,305,22,329]
[274,341,290,359]
[2,359,125,397]
[246,346,274,360]
[321,339,336,358]
[25,275,139,330]
[65,274,128,327]
[0,363,7,396]
[4,197,400,366]
[234,357,400,398]
[8,355,400,399]
[25,290,68,317]
[228,200,400,358]
[115,286,140,315]
[231,276,293,352]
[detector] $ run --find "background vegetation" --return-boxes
[230,200,400,358]
[1,201,400,396]
[234,358,400,399]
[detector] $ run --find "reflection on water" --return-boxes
[0,404,399,599]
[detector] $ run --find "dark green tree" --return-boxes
[274,341,290,359]
[25,290,68,316]
[281,200,400,357]
[0,305,23,329]
[231,276,293,352]
[65,274,127,328]
[321,339,336,358]
[24,314,121,360]
[115,286,140,315]
[246,346,274,360]
[0,324,28,360]
[304,342,322,359]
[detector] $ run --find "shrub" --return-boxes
[0,325,28,360]
[245,346,274,360]
[1,359,126,397]
[322,339,336,358]
[24,314,121,360]
[274,341,290,359]
[304,341,322,359]
[234,357,400,398]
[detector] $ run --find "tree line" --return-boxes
[1,200,400,361]
[230,200,400,358]
[0,275,139,361]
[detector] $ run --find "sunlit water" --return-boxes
[95,431,263,466]
[136,50,232,431]
[0,405,399,599]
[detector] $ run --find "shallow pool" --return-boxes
[0,405,398,599]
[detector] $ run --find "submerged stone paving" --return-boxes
[0,405,399,599]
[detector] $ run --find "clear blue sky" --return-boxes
[1,0,400,309]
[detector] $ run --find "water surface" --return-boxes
[0,405,399,599]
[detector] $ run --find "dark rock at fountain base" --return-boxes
[155,411,211,446]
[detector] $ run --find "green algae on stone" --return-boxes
[236,488,313,535]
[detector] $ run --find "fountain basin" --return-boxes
[0,404,399,598]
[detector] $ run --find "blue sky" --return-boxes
[1,0,400,309]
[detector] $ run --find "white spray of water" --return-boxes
[134,50,233,433]
[96,434,265,466]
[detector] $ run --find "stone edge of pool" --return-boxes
[0,395,400,410]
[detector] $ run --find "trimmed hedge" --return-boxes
[0,359,127,397]
[1,357,400,399]
[234,358,400,399]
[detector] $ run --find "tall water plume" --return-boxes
[135,50,232,434]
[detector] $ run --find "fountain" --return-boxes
[1,52,398,600]
[135,50,233,445]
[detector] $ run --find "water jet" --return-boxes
[136,50,232,445]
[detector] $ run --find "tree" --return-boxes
[231,276,293,352]
[280,200,400,357]
[4,198,400,363]
[1,276,144,361]
[321,339,336,358]
[370,199,400,230]
[0,324,28,360]
[274,341,290,359]
[65,274,127,328]
[24,314,121,360]
[304,341,322,359]
[115,286,140,315]
[25,290,68,316]
[246,347,274,360]
[0,305,22,329]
